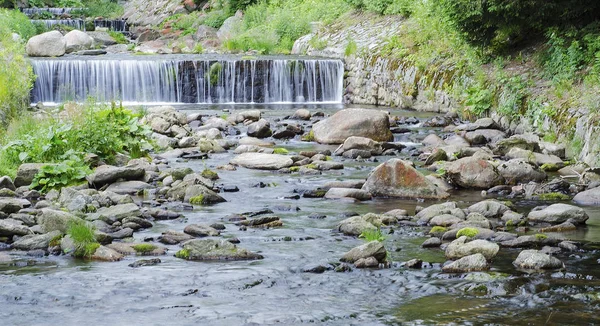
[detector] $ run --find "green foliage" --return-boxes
[189,195,206,205]
[456,227,479,239]
[309,36,328,50]
[192,43,204,54]
[49,234,63,247]
[273,148,289,155]
[344,38,357,57]
[0,9,37,40]
[535,233,548,241]
[132,243,157,254]
[496,74,530,118]
[538,192,571,201]
[202,10,229,29]
[30,160,90,193]
[72,0,124,19]
[464,83,493,117]
[67,219,99,258]
[201,168,219,180]
[359,228,387,242]
[429,226,447,234]
[108,31,127,44]
[175,248,190,259]
[301,130,315,141]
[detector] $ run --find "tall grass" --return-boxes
[67,219,100,258]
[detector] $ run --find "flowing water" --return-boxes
[3,53,600,324]
[29,19,128,32]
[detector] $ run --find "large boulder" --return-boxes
[0,219,32,236]
[335,215,377,236]
[513,249,564,270]
[527,204,589,225]
[176,239,263,261]
[12,230,61,251]
[312,109,393,144]
[14,163,47,187]
[446,157,504,189]
[442,253,489,273]
[362,159,449,199]
[217,15,242,41]
[445,236,499,260]
[26,31,66,57]
[37,208,79,233]
[467,200,510,218]
[246,119,272,138]
[230,153,293,170]
[64,30,94,53]
[573,187,600,206]
[87,165,145,188]
[324,188,372,201]
[497,159,546,185]
[0,198,30,214]
[340,241,387,263]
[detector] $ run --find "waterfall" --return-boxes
[30,57,344,104]
[29,19,128,32]
[21,7,82,16]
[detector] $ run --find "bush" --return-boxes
[72,0,124,19]
[67,219,99,258]
[30,160,90,193]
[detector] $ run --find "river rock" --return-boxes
[506,147,564,168]
[424,148,447,166]
[429,214,464,227]
[129,258,162,268]
[230,153,293,170]
[335,215,378,236]
[14,163,47,187]
[446,157,504,189]
[64,30,94,53]
[442,253,489,273]
[92,245,124,262]
[458,118,501,131]
[12,230,61,251]
[0,198,30,214]
[312,109,393,144]
[177,239,263,261]
[87,165,145,188]
[38,208,79,233]
[467,200,510,218]
[26,31,66,57]
[323,180,365,190]
[0,219,32,236]
[494,134,540,155]
[105,181,153,195]
[0,176,16,191]
[184,224,220,237]
[497,159,547,185]
[513,249,564,270]
[340,241,387,263]
[422,237,442,248]
[293,108,311,120]
[342,136,382,154]
[324,188,372,201]
[445,236,499,260]
[464,129,506,145]
[527,203,589,225]
[247,119,272,138]
[354,256,379,268]
[159,230,194,244]
[416,202,465,225]
[89,203,141,223]
[87,31,117,46]
[573,186,600,205]
[443,227,495,241]
[362,159,449,199]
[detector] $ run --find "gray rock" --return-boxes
[159,230,194,244]
[183,185,226,204]
[293,108,311,120]
[342,136,381,154]
[193,25,217,41]
[105,181,154,195]
[0,176,16,191]
[468,200,510,218]
[335,215,377,236]
[422,237,442,248]
[323,180,365,190]
[312,109,393,144]
[415,202,464,225]
[527,203,589,225]
[573,186,600,206]
[424,148,447,166]
[14,163,47,187]
[12,230,61,251]
[497,159,547,185]
[0,219,32,236]
[0,198,30,214]
[87,31,117,46]
[354,256,380,268]
[429,214,464,227]
[445,236,499,260]
[464,129,506,145]
[446,157,504,189]
[247,119,272,138]
[324,188,372,201]
[513,249,564,270]
[230,153,294,170]
[442,253,489,273]
[89,203,141,223]
[340,241,387,263]
[92,245,124,262]
[442,227,495,241]
[38,208,79,233]
[58,187,92,212]
[26,31,66,57]
[87,165,145,188]
[362,159,449,199]
[129,258,162,268]
[184,224,220,237]
[217,15,242,41]
[64,30,94,53]
[342,149,372,159]
[177,239,263,261]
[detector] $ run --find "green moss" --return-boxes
[132,243,157,254]
[538,192,570,201]
[189,195,206,206]
[305,164,318,169]
[429,226,448,234]
[457,227,479,238]
[535,233,548,241]
[49,234,63,248]
[175,249,190,259]
[289,166,300,172]
[273,148,289,155]
[540,163,560,172]
[302,130,315,141]
[201,168,219,180]
[207,62,223,86]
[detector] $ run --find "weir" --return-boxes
[30,19,129,32]
[30,56,344,104]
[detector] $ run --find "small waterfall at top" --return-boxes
[30,56,344,105]
[29,19,129,32]
[21,7,82,16]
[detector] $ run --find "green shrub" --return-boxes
[202,10,229,29]
[30,160,91,193]
[72,0,124,19]
[108,31,127,44]
[359,227,387,242]
[0,9,37,40]
[344,38,358,56]
[67,219,99,258]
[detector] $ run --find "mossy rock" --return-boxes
[456,227,479,238]
[176,239,263,261]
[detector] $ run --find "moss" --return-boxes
[201,168,219,180]
[505,219,514,228]
[429,226,447,234]
[540,163,560,172]
[538,192,570,200]
[207,62,223,86]
[305,164,318,169]
[314,190,327,197]
[189,195,206,206]
[535,233,548,241]
[49,234,63,248]
[132,243,157,254]
[457,227,479,238]
[273,148,289,155]
[289,166,300,172]
[175,249,190,259]
[302,130,315,141]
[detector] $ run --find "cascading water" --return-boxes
[30,56,344,104]
[21,7,82,16]
[29,19,129,32]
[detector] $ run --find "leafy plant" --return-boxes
[108,31,127,44]
[344,38,358,56]
[30,160,91,193]
[359,228,387,242]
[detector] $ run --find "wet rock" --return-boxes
[0,176,16,191]
[446,157,504,189]
[493,134,540,155]
[362,159,449,199]
[184,224,221,237]
[92,245,124,262]
[497,159,547,185]
[445,236,499,260]
[26,31,66,57]
[336,215,377,236]
[177,239,263,261]
[230,153,294,170]
[501,211,525,225]
[340,241,387,263]
[323,180,365,190]
[0,219,32,237]
[324,188,372,201]
[106,227,134,239]
[527,204,589,225]
[247,119,272,138]
[405,259,423,269]
[539,222,577,233]
[107,243,166,256]
[183,185,226,205]
[558,241,578,252]
[12,230,61,251]
[442,227,495,241]
[513,249,564,270]
[311,161,344,170]
[89,203,141,223]
[424,148,447,166]
[159,230,194,245]
[302,264,330,273]
[105,181,154,195]
[0,198,30,214]
[573,186,600,206]
[293,109,311,120]
[341,136,382,154]
[416,202,465,225]
[342,149,372,159]
[422,237,442,248]
[38,208,79,233]
[442,253,489,273]
[129,258,161,268]
[492,232,517,242]
[64,30,94,53]
[500,235,540,248]
[422,134,445,147]
[383,209,409,220]
[312,109,393,144]
[457,118,501,131]
[429,214,464,227]
[239,216,282,228]
[468,200,510,219]
[354,256,379,268]
[464,129,506,145]
[506,147,564,168]
[87,165,145,188]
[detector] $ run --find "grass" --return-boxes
[344,38,358,56]
[189,195,206,205]
[132,243,157,254]
[108,31,128,44]
[67,219,100,258]
[359,228,386,242]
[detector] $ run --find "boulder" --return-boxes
[464,129,506,145]
[324,188,372,201]
[0,198,30,214]
[14,163,47,187]
[336,215,377,236]
[87,165,145,188]
[513,249,564,270]
[183,185,226,204]
[12,230,61,251]
[217,15,242,41]
[38,208,79,233]
[177,239,263,261]
[160,230,194,244]
[342,136,381,154]
[292,108,311,120]
[0,176,16,191]
[105,181,154,195]
[467,200,510,218]
[247,119,272,138]
[446,157,504,189]
[312,109,393,144]
[87,31,117,46]
[89,203,141,223]
[354,256,380,268]
[183,224,220,237]
[497,159,546,185]
[26,31,66,57]
[442,253,489,273]
[362,159,449,199]
[429,214,464,227]
[494,134,540,155]
[0,219,32,236]
[527,204,589,225]
[340,241,387,263]
[92,245,124,262]
[445,236,499,260]
[64,30,94,53]
[573,187,600,206]
[230,153,293,170]
[416,202,465,225]
[193,25,218,41]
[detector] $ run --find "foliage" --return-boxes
[202,9,229,29]
[132,243,157,254]
[67,219,99,258]
[72,0,124,19]
[175,248,190,259]
[344,38,357,57]
[192,43,204,54]
[273,148,289,155]
[359,227,387,242]
[108,30,127,44]
[207,62,223,86]
[456,227,479,239]
[30,160,90,193]
[0,9,37,40]
[189,195,206,205]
